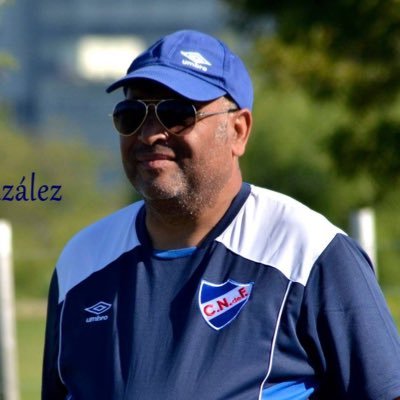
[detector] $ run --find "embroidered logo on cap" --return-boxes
[198,279,253,330]
[180,51,211,72]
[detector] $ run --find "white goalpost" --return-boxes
[0,220,19,400]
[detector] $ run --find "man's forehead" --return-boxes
[125,79,181,99]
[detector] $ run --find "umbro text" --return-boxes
[86,315,109,323]
[181,59,208,72]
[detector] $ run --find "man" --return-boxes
[42,30,400,399]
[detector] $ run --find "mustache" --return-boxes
[133,144,177,159]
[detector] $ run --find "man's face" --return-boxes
[118,81,243,212]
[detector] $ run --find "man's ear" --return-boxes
[231,109,252,157]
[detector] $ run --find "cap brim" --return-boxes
[106,65,226,102]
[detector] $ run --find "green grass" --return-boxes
[17,315,45,400]
[385,287,400,328]
[15,299,47,400]
[14,290,400,400]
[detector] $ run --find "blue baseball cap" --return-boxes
[106,30,253,110]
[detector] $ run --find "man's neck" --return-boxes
[144,182,242,250]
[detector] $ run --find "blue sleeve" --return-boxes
[41,270,68,400]
[303,234,400,400]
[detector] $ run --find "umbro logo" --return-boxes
[180,51,211,72]
[84,301,111,323]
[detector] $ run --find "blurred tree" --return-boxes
[0,5,18,139]
[0,1,17,89]
[225,0,400,204]
[240,87,371,226]
[0,53,16,77]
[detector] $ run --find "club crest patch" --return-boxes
[198,279,254,330]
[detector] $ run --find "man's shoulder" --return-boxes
[55,201,144,303]
[216,184,345,285]
[248,184,343,233]
[62,201,143,253]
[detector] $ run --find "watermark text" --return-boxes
[1,172,62,202]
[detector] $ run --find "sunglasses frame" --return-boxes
[112,98,238,137]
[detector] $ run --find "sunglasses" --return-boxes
[112,99,238,136]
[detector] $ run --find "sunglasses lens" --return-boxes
[113,100,147,135]
[157,100,196,134]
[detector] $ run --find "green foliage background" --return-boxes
[224,0,400,212]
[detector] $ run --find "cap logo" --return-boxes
[180,51,211,72]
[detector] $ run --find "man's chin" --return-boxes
[130,170,188,198]
[135,184,182,202]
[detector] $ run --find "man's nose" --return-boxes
[137,107,168,145]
